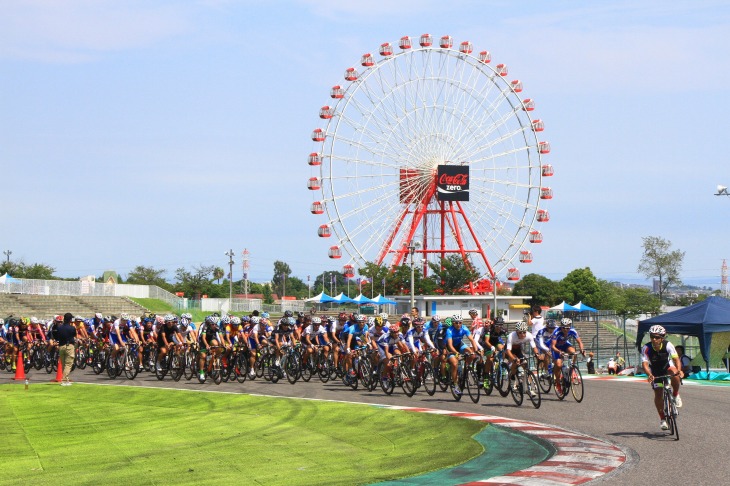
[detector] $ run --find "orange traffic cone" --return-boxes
[53,358,63,382]
[12,353,26,381]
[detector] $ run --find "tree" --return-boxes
[174,265,215,299]
[615,287,661,317]
[512,273,559,306]
[213,267,225,284]
[428,255,480,295]
[126,265,168,288]
[262,283,274,304]
[558,267,601,306]
[0,260,56,280]
[637,236,685,303]
[272,261,291,298]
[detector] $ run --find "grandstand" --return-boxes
[0,294,148,319]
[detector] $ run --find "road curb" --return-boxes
[380,405,627,485]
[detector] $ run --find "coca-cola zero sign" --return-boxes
[437,165,469,201]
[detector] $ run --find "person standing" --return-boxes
[57,312,77,386]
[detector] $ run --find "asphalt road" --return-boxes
[5,368,729,485]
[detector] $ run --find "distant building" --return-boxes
[102,271,120,285]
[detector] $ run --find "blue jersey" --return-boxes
[445,326,471,350]
[347,323,368,347]
[551,328,579,350]
[535,327,554,352]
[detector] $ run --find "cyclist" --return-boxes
[156,314,182,370]
[505,321,542,393]
[445,315,479,395]
[406,317,435,356]
[550,318,586,395]
[198,316,222,380]
[109,314,130,364]
[368,315,388,367]
[344,314,370,378]
[641,324,684,430]
[300,316,323,366]
[138,316,157,368]
[535,319,557,378]
[333,312,350,371]
[273,317,297,368]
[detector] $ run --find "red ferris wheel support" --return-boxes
[375,172,496,294]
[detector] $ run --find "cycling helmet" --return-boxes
[379,312,389,320]
[443,317,452,327]
[205,315,216,324]
[30,317,39,324]
[104,315,113,322]
[451,314,463,323]
[399,316,411,325]
[545,319,556,329]
[648,325,666,336]
[284,310,293,318]
[287,317,296,326]
[560,318,572,328]
[120,313,129,320]
[74,316,84,322]
[431,315,441,322]
[373,316,384,326]
[261,312,269,319]
[95,312,103,319]
[311,316,322,324]
[220,315,231,325]
[250,316,261,325]
[494,316,505,324]
[355,314,366,323]
[241,316,250,323]
[366,317,375,326]
[231,316,241,325]
[413,317,424,325]
[164,314,175,322]
[0,318,4,325]
[515,322,528,332]
[468,308,479,316]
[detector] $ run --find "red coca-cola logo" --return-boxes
[438,173,468,185]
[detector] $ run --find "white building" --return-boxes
[390,294,531,322]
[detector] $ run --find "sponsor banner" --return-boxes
[437,165,469,201]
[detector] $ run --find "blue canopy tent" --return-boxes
[351,294,374,305]
[549,301,580,312]
[331,292,356,304]
[638,296,730,378]
[573,301,597,313]
[371,294,397,305]
[305,291,335,304]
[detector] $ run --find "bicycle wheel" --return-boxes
[235,352,248,383]
[170,354,183,382]
[183,349,195,381]
[211,357,222,385]
[378,361,395,395]
[301,354,313,383]
[92,350,105,375]
[155,355,168,381]
[536,360,552,393]
[318,353,331,383]
[554,373,568,401]
[45,350,57,374]
[359,359,373,390]
[526,371,542,409]
[496,363,510,397]
[422,362,436,396]
[483,367,494,396]
[570,365,584,403]
[671,405,679,440]
[510,374,524,406]
[255,351,265,378]
[76,346,88,370]
[450,379,463,401]
[107,354,118,379]
[400,364,416,397]
[465,368,481,404]
[285,353,300,385]
[124,351,139,380]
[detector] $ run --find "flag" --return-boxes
[382,278,386,285]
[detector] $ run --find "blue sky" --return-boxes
[2,1,729,288]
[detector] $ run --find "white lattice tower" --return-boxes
[722,259,729,298]
[242,248,250,298]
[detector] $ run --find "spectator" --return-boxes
[56,312,77,386]
[586,351,596,374]
[675,345,692,378]
[607,356,617,375]
[615,352,626,373]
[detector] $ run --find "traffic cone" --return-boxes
[12,353,26,381]
[53,358,63,382]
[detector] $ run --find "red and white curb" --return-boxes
[381,405,627,485]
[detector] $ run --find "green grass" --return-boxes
[0,384,484,485]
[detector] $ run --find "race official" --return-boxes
[57,313,77,386]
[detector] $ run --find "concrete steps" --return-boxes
[0,294,148,319]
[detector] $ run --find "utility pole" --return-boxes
[225,249,234,313]
[3,250,11,263]
[242,248,250,299]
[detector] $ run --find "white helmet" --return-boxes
[648,325,666,336]
[515,322,528,332]
[560,318,572,328]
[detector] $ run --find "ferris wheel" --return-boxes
[307,34,553,291]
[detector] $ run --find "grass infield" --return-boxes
[0,384,485,485]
